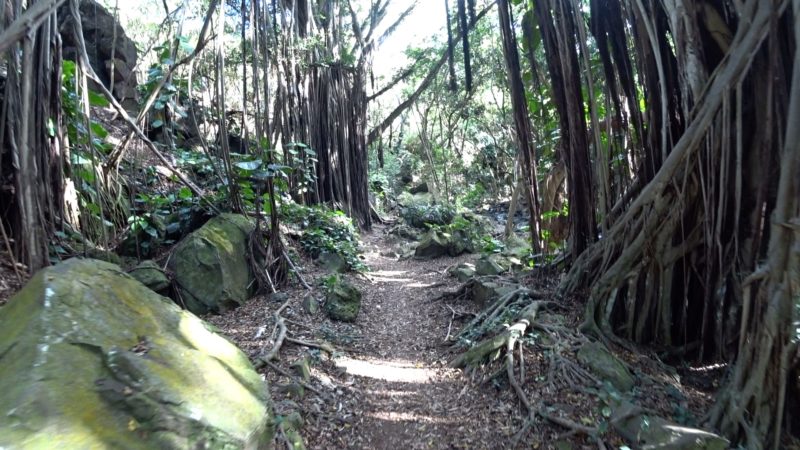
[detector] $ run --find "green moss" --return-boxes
[169,214,256,315]
[0,258,273,449]
[324,279,362,322]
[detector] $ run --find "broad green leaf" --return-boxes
[46,118,57,137]
[235,160,263,171]
[90,122,109,138]
[178,186,192,199]
[88,91,110,106]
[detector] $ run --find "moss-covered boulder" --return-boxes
[472,277,519,307]
[612,402,728,449]
[0,258,273,449]
[388,223,422,241]
[128,260,170,292]
[324,278,362,322]
[475,256,507,276]
[317,252,348,273]
[415,230,451,259]
[169,213,255,315]
[577,341,635,392]
[503,234,531,259]
[448,263,475,282]
[415,229,473,259]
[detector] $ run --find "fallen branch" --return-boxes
[537,407,598,436]
[451,300,545,368]
[264,360,325,398]
[282,249,311,290]
[286,337,335,355]
[254,297,292,368]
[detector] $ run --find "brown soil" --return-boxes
[0,219,718,448]
[209,225,522,448]
[0,249,27,307]
[208,224,716,449]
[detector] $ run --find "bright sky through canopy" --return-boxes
[109,0,446,79]
[371,1,446,76]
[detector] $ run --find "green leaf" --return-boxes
[62,60,77,78]
[46,118,57,137]
[144,226,159,238]
[151,119,164,128]
[90,122,109,138]
[179,36,194,54]
[178,186,192,199]
[235,160,263,171]
[88,91,110,107]
[85,202,101,215]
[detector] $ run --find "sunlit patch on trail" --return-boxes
[370,270,408,277]
[362,388,418,398]
[405,281,441,288]
[367,411,459,424]
[334,357,437,383]
[368,269,415,284]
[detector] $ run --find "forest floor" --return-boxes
[207,223,718,449]
[0,250,27,307]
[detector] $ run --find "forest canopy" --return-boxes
[0,0,797,448]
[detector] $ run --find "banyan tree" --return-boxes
[525,0,798,447]
[253,0,416,229]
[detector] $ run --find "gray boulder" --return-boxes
[0,258,273,449]
[58,0,139,108]
[475,256,507,276]
[169,214,256,315]
[128,260,169,292]
[612,402,728,449]
[503,234,531,259]
[301,294,320,315]
[415,230,451,259]
[318,252,348,273]
[471,277,519,307]
[415,229,473,259]
[577,341,635,392]
[448,263,476,282]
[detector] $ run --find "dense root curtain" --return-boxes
[546,0,799,447]
[0,0,65,272]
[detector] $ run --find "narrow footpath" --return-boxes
[209,225,525,449]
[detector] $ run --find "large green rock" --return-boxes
[0,258,273,449]
[324,278,362,322]
[169,214,256,315]
[503,234,531,259]
[415,230,451,259]
[448,263,476,282]
[577,341,635,392]
[128,260,170,292]
[612,402,728,449]
[415,229,473,259]
[474,256,507,276]
[317,252,348,274]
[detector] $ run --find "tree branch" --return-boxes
[366,1,496,147]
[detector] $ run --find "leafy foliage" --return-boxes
[398,192,456,229]
[281,203,367,272]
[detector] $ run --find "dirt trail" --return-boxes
[326,227,516,449]
[209,225,523,449]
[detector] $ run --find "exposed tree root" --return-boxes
[264,360,326,399]
[450,300,546,368]
[254,296,292,368]
[285,337,335,355]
